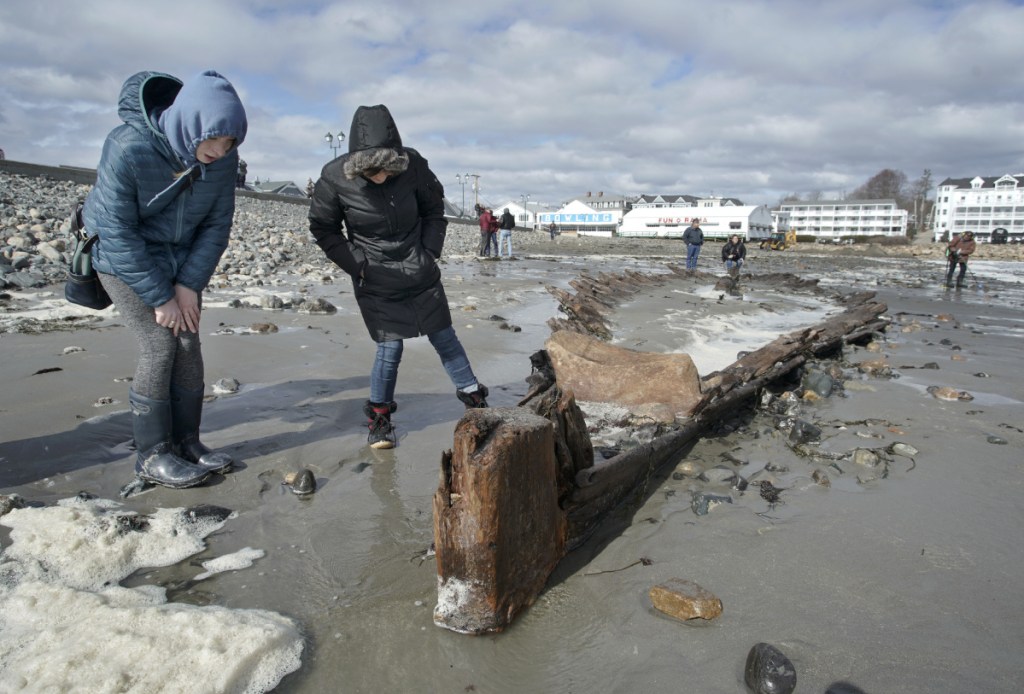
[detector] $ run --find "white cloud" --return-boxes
[2,0,1023,207]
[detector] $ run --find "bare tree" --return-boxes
[850,169,909,205]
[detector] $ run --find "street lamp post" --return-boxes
[455,173,469,216]
[469,174,480,210]
[324,130,345,159]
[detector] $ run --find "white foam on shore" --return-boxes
[0,496,303,693]
[195,546,266,581]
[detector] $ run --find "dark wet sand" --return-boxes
[2,246,1023,693]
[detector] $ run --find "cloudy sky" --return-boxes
[2,0,1023,210]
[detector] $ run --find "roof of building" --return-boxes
[636,194,698,205]
[251,180,305,197]
[938,174,1024,188]
[570,192,633,204]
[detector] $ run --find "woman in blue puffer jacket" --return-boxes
[83,70,247,489]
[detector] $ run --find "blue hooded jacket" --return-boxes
[83,70,247,307]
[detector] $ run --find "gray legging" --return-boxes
[98,273,204,398]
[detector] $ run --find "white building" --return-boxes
[538,192,632,237]
[779,199,907,241]
[619,204,773,240]
[931,174,1024,242]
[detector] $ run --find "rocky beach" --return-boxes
[2,170,1024,693]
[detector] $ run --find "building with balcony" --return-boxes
[931,174,1024,242]
[779,199,907,241]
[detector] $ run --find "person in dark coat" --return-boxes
[721,234,746,276]
[497,208,516,258]
[309,105,488,449]
[682,218,704,270]
[83,70,248,489]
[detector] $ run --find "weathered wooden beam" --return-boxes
[433,408,567,634]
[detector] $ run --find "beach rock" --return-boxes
[212,377,241,394]
[285,469,317,495]
[297,297,336,314]
[691,491,732,516]
[672,460,703,479]
[887,442,918,458]
[649,578,723,622]
[744,642,797,694]
[927,385,973,401]
[987,435,1007,445]
[852,448,882,467]
[545,329,701,418]
[812,469,831,487]
[261,295,285,310]
[788,419,821,445]
[250,322,279,334]
[802,370,834,397]
[857,357,891,377]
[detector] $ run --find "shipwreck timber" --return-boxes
[433,269,889,634]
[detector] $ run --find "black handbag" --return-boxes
[64,203,113,310]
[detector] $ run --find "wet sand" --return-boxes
[2,245,1024,693]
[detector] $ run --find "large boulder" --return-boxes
[544,330,702,419]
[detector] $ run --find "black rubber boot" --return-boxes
[130,389,210,489]
[456,384,489,408]
[363,400,398,449]
[170,385,235,474]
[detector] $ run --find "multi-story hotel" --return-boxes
[779,199,908,242]
[931,174,1024,242]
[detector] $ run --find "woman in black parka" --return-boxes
[309,105,488,449]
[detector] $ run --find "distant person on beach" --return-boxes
[236,158,247,188]
[478,207,496,257]
[682,218,704,270]
[83,70,247,489]
[498,207,516,258]
[488,208,500,251]
[548,221,557,240]
[722,234,746,276]
[309,104,489,449]
[305,177,315,198]
[945,230,976,288]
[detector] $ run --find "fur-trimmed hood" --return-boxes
[343,104,409,180]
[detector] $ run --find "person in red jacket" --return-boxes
[478,208,496,257]
[945,230,976,288]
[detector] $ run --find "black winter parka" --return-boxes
[309,108,451,342]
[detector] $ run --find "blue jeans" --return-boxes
[725,259,742,273]
[499,230,513,257]
[686,244,701,269]
[369,326,478,403]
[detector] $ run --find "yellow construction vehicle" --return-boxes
[760,230,796,250]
